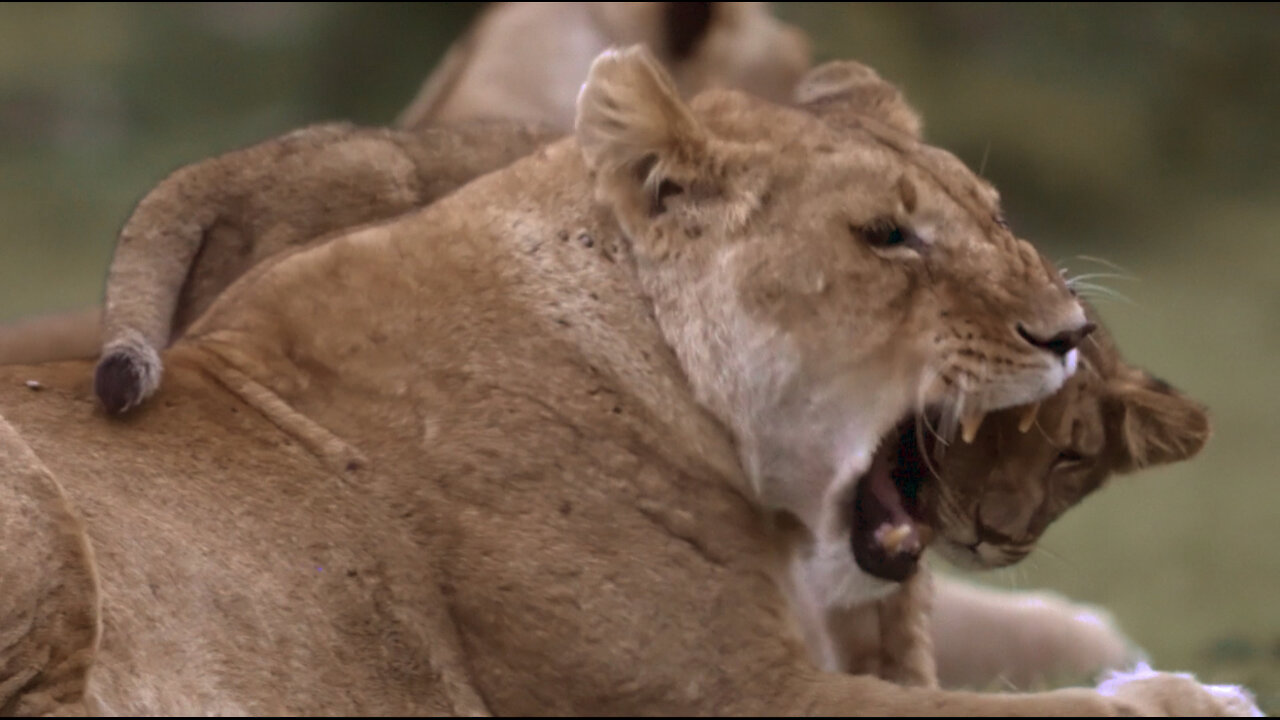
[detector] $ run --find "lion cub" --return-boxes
[816,312,1211,690]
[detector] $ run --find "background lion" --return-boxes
[0,46,1257,715]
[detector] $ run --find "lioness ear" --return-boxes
[1107,370,1211,472]
[576,45,709,224]
[794,60,922,140]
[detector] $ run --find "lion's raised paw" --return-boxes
[1096,662,1264,717]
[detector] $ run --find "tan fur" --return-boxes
[396,2,811,131]
[0,306,102,365]
[0,47,1256,715]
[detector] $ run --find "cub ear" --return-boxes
[794,60,922,140]
[1107,370,1211,473]
[576,45,709,225]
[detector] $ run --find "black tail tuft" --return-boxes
[94,351,144,415]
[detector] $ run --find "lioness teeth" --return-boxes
[876,522,915,555]
[1017,400,1041,433]
[959,410,985,444]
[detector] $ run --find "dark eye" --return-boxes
[1053,449,1086,468]
[852,219,916,249]
[994,213,1010,230]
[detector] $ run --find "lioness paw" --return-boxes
[1096,663,1264,717]
[94,332,162,415]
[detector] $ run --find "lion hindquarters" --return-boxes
[0,413,100,714]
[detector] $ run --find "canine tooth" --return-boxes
[1017,400,1041,433]
[959,411,984,443]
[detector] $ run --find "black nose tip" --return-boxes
[1017,322,1096,357]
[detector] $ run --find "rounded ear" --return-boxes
[794,60,922,140]
[575,45,709,225]
[1107,370,1211,473]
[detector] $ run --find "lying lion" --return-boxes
[29,43,1227,695]
[0,46,1257,715]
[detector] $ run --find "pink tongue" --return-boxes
[868,444,913,526]
[867,444,920,555]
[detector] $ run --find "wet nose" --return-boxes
[1016,322,1096,357]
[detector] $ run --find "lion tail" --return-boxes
[95,161,224,415]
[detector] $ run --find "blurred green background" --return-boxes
[0,2,1275,709]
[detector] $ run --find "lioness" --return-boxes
[27,33,1221,696]
[0,46,1255,714]
[51,47,1222,694]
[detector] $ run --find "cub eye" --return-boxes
[852,219,917,250]
[1053,449,1086,468]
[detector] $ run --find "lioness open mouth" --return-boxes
[850,417,932,582]
[848,401,1040,582]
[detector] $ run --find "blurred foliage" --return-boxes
[0,2,1275,710]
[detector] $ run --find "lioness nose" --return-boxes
[1016,322,1096,357]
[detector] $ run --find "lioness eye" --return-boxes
[852,220,916,249]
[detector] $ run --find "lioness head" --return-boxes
[917,313,1210,570]
[576,49,1091,597]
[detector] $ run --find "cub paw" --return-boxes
[94,333,162,415]
[1096,662,1264,717]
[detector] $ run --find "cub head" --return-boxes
[917,313,1210,569]
[576,48,1091,595]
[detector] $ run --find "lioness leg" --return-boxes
[930,575,1142,690]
